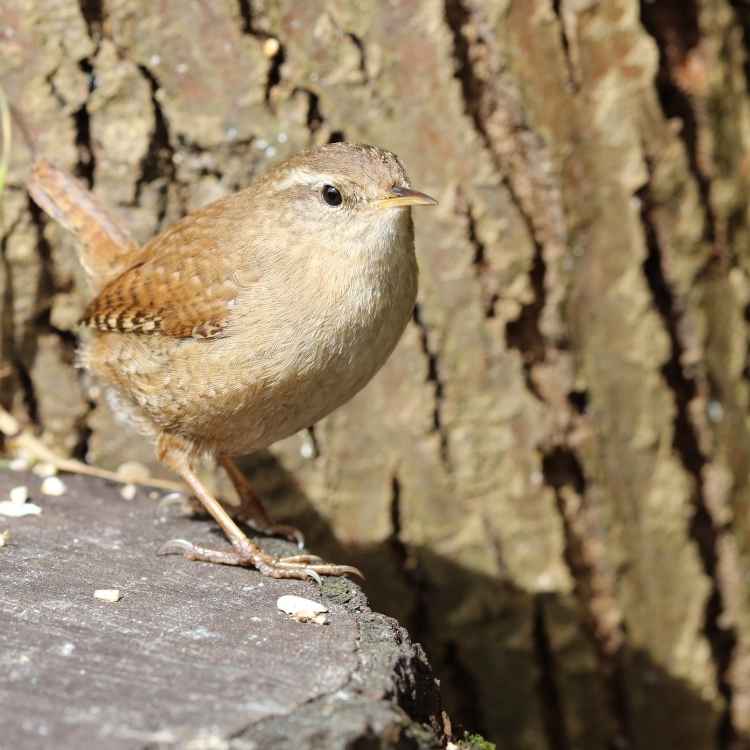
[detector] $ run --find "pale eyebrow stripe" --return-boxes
[273,168,340,192]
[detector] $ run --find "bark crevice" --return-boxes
[387,474,433,682]
[463,195,497,319]
[236,0,255,36]
[640,0,718,250]
[235,0,284,104]
[639,182,737,750]
[412,305,450,469]
[73,61,96,189]
[504,230,546,401]
[0,212,34,419]
[265,43,286,105]
[533,595,571,750]
[347,32,369,84]
[444,0,489,150]
[298,88,324,134]
[134,66,176,227]
[75,0,105,188]
[78,0,103,43]
[443,0,552,398]
[550,0,578,92]
[542,445,633,749]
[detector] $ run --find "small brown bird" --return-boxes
[28,143,437,582]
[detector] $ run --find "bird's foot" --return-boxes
[184,495,305,549]
[158,539,363,583]
[217,456,306,548]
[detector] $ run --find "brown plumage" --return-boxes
[82,206,240,339]
[28,143,437,582]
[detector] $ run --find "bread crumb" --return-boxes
[120,484,137,500]
[40,476,66,496]
[9,486,29,504]
[277,594,329,625]
[94,589,122,603]
[0,501,41,517]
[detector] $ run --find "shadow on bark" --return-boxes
[230,455,737,750]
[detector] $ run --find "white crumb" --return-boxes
[9,486,29,504]
[300,439,315,459]
[94,589,122,603]
[277,594,329,625]
[120,484,137,501]
[0,529,10,547]
[40,476,66,496]
[0,501,41,517]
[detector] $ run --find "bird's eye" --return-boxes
[322,184,343,207]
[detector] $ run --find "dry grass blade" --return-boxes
[0,82,10,201]
[0,405,185,493]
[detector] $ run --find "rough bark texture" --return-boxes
[3,1,750,747]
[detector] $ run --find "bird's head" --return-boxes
[260,142,437,255]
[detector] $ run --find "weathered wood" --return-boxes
[0,470,443,749]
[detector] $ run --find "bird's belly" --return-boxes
[202,312,409,454]
[84,318,408,456]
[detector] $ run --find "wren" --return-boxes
[28,143,437,582]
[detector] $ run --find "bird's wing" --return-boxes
[81,203,246,340]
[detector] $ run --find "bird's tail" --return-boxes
[27,159,139,292]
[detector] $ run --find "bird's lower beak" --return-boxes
[373,186,438,209]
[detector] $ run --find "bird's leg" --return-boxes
[156,435,361,581]
[219,455,305,548]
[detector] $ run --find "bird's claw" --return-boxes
[158,538,193,556]
[157,538,363,581]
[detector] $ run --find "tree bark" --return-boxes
[2,1,750,748]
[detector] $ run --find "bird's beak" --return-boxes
[373,186,438,209]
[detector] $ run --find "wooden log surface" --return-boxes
[0,469,443,749]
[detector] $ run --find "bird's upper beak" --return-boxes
[373,185,438,209]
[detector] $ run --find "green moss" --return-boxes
[458,732,497,750]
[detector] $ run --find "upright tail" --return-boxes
[27,160,140,292]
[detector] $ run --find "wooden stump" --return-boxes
[0,470,444,749]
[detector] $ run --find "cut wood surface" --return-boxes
[0,470,443,749]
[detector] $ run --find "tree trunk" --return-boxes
[3,1,750,748]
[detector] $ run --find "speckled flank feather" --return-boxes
[81,200,242,339]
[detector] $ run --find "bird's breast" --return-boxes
[213,246,418,451]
